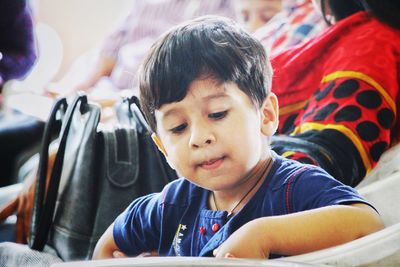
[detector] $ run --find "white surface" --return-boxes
[357,142,400,188]
[280,223,400,267]
[358,172,400,226]
[51,257,324,267]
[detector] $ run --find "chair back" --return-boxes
[358,172,400,226]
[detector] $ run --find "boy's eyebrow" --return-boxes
[202,91,229,101]
[160,92,230,120]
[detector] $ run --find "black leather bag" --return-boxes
[29,93,177,260]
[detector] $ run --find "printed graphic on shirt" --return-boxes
[173,224,187,256]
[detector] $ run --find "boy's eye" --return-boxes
[169,123,187,134]
[208,110,228,120]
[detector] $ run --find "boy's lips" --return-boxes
[199,156,225,170]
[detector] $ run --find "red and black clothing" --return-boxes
[271,11,400,186]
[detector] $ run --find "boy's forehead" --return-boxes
[187,78,227,99]
[162,86,225,110]
[156,80,235,117]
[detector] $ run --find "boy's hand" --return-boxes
[213,220,268,259]
[112,250,127,258]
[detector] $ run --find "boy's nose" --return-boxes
[189,126,216,148]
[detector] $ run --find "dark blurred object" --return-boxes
[0,111,44,187]
[0,0,39,186]
[0,0,37,91]
[0,151,54,244]
[0,99,64,244]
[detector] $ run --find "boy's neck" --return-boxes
[210,154,274,215]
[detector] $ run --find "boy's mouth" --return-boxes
[199,156,225,170]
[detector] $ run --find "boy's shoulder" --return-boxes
[160,177,205,207]
[269,153,333,191]
[269,153,366,212]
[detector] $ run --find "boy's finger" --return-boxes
[213,247,220,256]
[112,250,127,258]
[224,252,236,258]
[136,252,152,257]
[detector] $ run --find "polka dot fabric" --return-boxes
[294,77,392,169]
[271,11,400,186]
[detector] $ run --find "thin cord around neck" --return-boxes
[212,157,273,219]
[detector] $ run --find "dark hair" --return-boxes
[321,0,400,28]
[363,1,400,29]
[139,15,272,132]
[321,0,364,24]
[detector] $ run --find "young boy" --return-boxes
[93,16,383,259]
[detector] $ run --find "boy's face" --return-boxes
[154,77,278,192]
[235,0,282,32]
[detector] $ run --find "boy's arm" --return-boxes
[214,203,384,259]
[93,223,125,259]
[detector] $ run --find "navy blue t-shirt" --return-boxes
[113,154,370,257]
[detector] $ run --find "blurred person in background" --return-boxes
[254,0,327,54]
[234,0,283,33]
[0,0,38,187]
[271,0,400,186]
[0,0,36,95]
[47,0,236,106]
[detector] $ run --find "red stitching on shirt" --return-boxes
[286,167,308,214]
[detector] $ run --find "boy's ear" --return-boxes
[151,133,177,171]
[260,93,279,136]
[151,133,168,157]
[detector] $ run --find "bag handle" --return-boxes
[30,94,88,250]
[30,97,67,247]
[125,95,151,132]
[126,95,176,185]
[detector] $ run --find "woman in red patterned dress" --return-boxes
[271,1,400,186]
